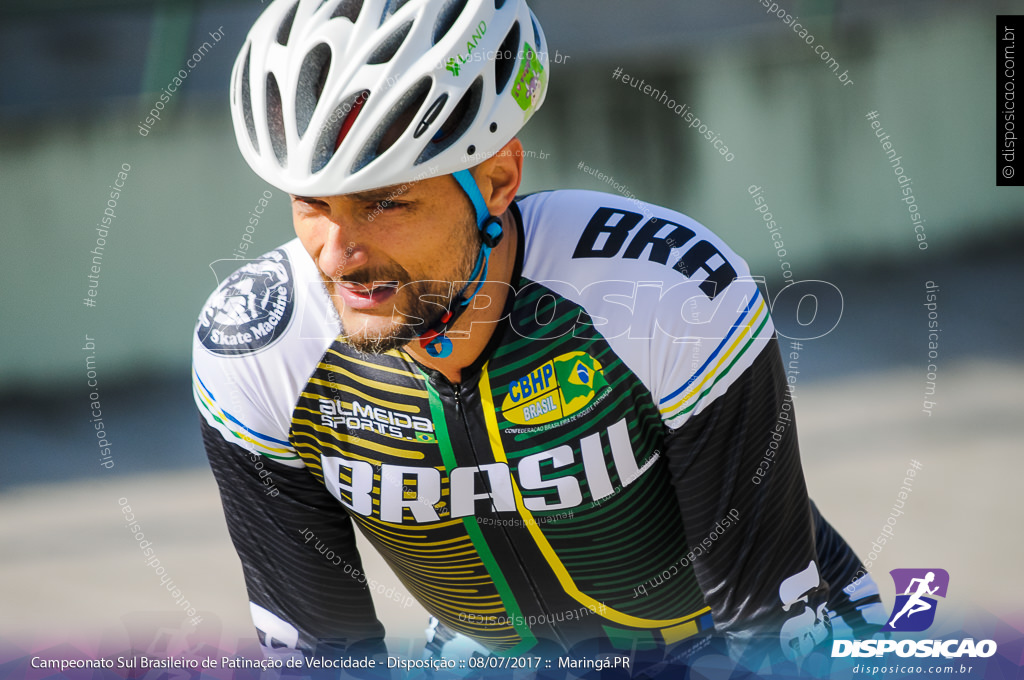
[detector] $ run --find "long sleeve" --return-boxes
[661,337,831,664]
[202,418,387,659]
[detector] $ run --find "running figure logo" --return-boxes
[882,568,949,632]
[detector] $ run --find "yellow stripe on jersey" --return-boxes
[303,381,423,414]
[351,514,509,626]
[659,297,769,418]
[192,369,297,459]
[313,362,428,399]
[478,368,704,630]
[325,348,428,381]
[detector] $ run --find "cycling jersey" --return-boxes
[193,189,884,662]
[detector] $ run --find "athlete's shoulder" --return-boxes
[516,188,750,292]
[191,239,338,465]
[515,189,774,428]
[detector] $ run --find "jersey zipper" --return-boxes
[441,376,567,651]
[453,381,463,418]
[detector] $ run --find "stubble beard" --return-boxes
[339,278,450,355]
[327,229,481,355]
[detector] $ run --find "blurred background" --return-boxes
[2,0,1022,663]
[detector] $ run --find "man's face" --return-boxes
[291,174,479,354]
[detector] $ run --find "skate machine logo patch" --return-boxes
[197,249,294,355]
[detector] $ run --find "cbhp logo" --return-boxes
[883,568,949,632]
[500,351,609,426]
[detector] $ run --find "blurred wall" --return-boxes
[1,2,1020,393]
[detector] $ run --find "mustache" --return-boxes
[323,267,407,287]
[322,271,474,291]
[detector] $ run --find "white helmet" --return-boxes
[230,0,549,196]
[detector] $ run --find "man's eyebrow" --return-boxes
[292,183,416,203]
[346,184,415,202]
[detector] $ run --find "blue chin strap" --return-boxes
[418,169,504,359]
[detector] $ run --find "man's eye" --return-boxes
[295,196,328,209]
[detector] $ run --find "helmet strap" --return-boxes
[418,170,504,359]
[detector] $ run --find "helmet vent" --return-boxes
[296,43,332,138]
[415,76,482,164]
[367,20,413,64]
[530,12,541,46]
[276,2,300,46]
[329,0,363,22]
[493,21,519,94]
[433,0,469,45]
[379,0,413,26]
[353,77,432,173]
[240,46,259,153]
[311,90,369,174]
[266,73,288,165]
[494,0,507,9]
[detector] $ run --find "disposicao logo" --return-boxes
[501,352,608,426]
[832,568,997,659]
[884,568,948,632]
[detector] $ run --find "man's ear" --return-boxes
[473,137,523,216]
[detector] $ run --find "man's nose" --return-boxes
[319,218,368,279]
